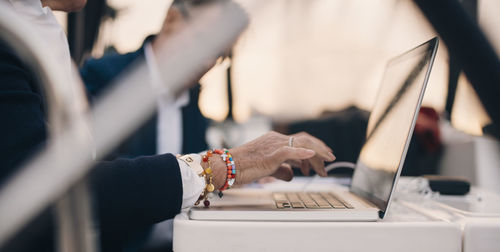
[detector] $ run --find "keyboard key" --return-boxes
[330,192,355,209]
[304,202,320,208]
[276,202,288,209]
[291,202,305,208]
[309,193,330,207]
[286,193,301,202]
[320,192,345,208]
[298,193,316,204]
[326,199,345,209]
[276,202,291,209]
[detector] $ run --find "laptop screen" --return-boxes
[350,38,438,217]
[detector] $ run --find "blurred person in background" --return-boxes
[0,0,335,251]
[81,3,209,158]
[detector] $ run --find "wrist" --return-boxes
[201,153,226,190]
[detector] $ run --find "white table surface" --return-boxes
[173,177,464,252]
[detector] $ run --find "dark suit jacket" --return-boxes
[0,40,183,251]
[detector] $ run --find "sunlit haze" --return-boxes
[57,0,500,135]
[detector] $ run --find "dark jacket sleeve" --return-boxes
[0,41,47,184]
[0,41,182,250]
[90,154,182,250]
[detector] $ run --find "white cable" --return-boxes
[301,161,356,190]
[325,162,356,173]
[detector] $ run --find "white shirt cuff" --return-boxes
[177,156,205,208]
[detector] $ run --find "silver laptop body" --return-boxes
[189,37,439,221]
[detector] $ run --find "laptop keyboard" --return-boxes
[273,192,354,209]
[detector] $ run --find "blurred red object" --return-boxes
[414,107,442,153]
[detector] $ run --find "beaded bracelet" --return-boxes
[213,149,236,192]
[195,149,237,207]
[195,150,216,207]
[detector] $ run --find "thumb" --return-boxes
[271,163,294,181]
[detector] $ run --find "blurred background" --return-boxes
[54,0,499,136]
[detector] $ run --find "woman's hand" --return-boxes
[208,131,335,187]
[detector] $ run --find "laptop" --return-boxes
[189,37,439,221]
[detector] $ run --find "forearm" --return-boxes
[89,154,183,236]
[199,152,227,190]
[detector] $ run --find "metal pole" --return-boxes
[55,180,97,252]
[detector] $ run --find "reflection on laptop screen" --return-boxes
[350,38,438,214]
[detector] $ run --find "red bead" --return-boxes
[202,156,208,162]
[204,200,210,208]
